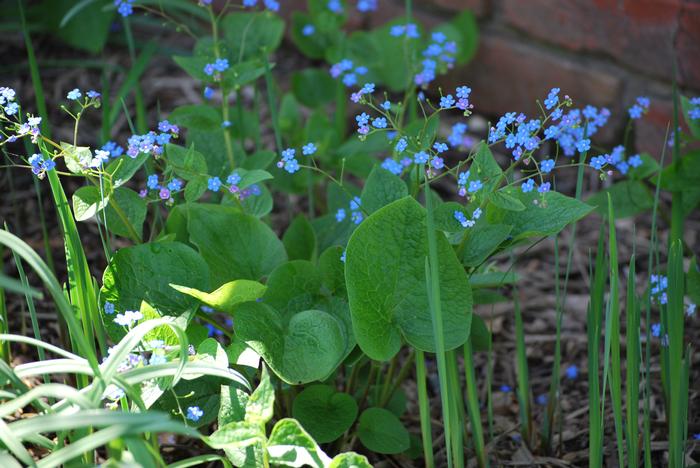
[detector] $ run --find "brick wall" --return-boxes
[422,0,700,156]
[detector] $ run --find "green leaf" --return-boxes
[100,242,209,341]
[470,142,503,193]
[219,384,249,427]
[283,215,317,261]
[292,385,358,443]
[586,180,654,218]
[262,261,321,314]
[292,68,336,108]
[234,302,346,384]
[185,204,287,286]
[185,176,208,203]
[172,279,267,313]
[357,407,409,454]
[469,271,519,288]
[470,314,491,351]
[459,223,512,267]
[48,0,114,53]
[627,153,659,180]
[165,144,208,180]
[237,168,274,190]
[222,11,285,60]
[329,452,373,468]
[245,367,274,425]
[169,104,221,131]
[318,246,346,296]
[345,196,472,360]
[360,166,409,215]
[243,150,276,170]
[104,187,147,239]
[659,151,700,191]
[687,257,700,306]
[267,419,331,468]
[240,184,274,218]
[365,21,421,92]
[60,142,91,175]
[487,189,594,241]
[488,190,525,211]
[206,421,265,450]
[106,153,148,188]
[72,186,109,221]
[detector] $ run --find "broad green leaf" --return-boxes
[243,150,276,170]
[587,180,654,218]
[459,223,512,267]
[627,153,659,180]
[106,153,148,188]
[222,11,285,60]
[470,314,491,352]
[165,144,208,180]
[357,407,409,454]
[185,204,286,286]
[283,215,317,261]
[237,168,274,190]
[219,385,249,427]
[234,302,345,384]
[292,385,358,443]
[366,21,421,92]
[360,166,409,214]
[314,296,356,363]
[245,367,274,425]
[329,452,373,468]
[206,421,265,450]
[488,190,526,211]
[262,261,321,315]
[186,129,233,176]
[345,197,472,360]
[104,187,147,240]
[469,271,519,288]
[172,280,267,313]
[100,242,209,340]
[487,189,594,240]
[169,104,221,131]
[240,184,274,218]
[292,68,336,108]
[433,201,466,232]
[48,0,114,53]
[72,186,109,221]
[470,141,503,193]
[267,419,331,468]
[311,214,356,253]
[318,246,346,296]
[659,151,700,191]
[185,176,208,203]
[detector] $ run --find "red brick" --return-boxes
[499,0,680,83]
[676,4,700,87]
[438,34,624,141]
[430,0,491,17]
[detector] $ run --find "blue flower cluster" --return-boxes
[186,406,204,422]
[390,23,420,38]
[689,97,700,120]
[114,310,143,327]
[448,123,469,148]
[357,0,378,12]
[327,0,343,13]
[243,0,280,11]
[126,120,179,158]
[456,171,484,198]
[27,153,55,178]
[330,59,369,88]
[203,58,230,80]
[1,88,43,145]
[453,207,482,228]
[141,175,183,201]
[277,143,316,174]
[415,32,457,88]
[590,145,643,175]
[381,156,412,175]
[628,96,650,119]
[302,24,315,36]
[336,196,364,225]
[650,274,668,305]
[100,141,125,158]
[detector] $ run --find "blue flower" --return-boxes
[433,142,448,153]
[67,88,82,101]
[361,83,375,94]
[149,353,168,365]
[540,159,555,173]
[357,0,377,12]
[147,174,159,190]
[575,138,591,153]
[208,177,222,192]
[302,143,317,155]
[440,94,455,108]
[104,302,115,315]
[521,179,535,193]
[203,87,214,100]
[381,158,403,175]
[499,385,512,393]
[414,151,429,164]
[186,406,204,422]
[395,138,408,153]
[355,113,370,126]
[431,157,444,169]
[456,86,471,99]
[167,178,182,191]
[327,0,342,13]
[351,211,363,224]
[382,100,391,110]
[468,180,482,193]
[544,87,559,110]
[565,365,578,380]
[86,90,101,99]
[227,172,242,185]
[651,323,661,338]
[538,182,551,193]
[628,154,643,168]
[335,208,346,222]
[372,117,387,129]
[350,196,361,211]
[302,24,315,36]
[628,105,643,119]
[4,102,18,115]
[281,148,296,161]
[115,0,134,17]
[283,159,300,173]
[536,394,548,405]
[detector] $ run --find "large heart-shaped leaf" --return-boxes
[172,279,267,312]
[292,385,358,443]
[184,204,287,286]
[234,302,345,385]
[360,165,409,215]
[345,196,472,360]
[267,418,331,468]
[100,242,209,340]
[357,407,409,454]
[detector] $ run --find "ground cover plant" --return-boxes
[0,0,699,466]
